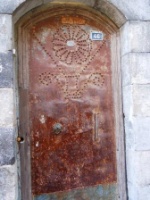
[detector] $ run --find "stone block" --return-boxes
[127,182,138,200]
[109,0,150,20]
[122,85,133,118]
[135,151,150,186]
[127,183,150,200]
[137,185,150,200]
[127,151,150,186]
[126,149,136,184]
[0,15,12,53]
[0,127,15,166]
[0,89,14,127]
[43,0,126,28]
[95,0,126,28]
[122,53,150,86]
[0,165,16,200]
[0,0,25,14]
[43,0,95,6]
[133,85,150,117]
[13,0,150,21]
[13,0,126,27]
[14,0,95,25]
[125,117,150,151]
[13,0,43,24]
[0,52,13,88]
[123,85,150,118]
[121,21,150,56]
[124,118,134,150]
[133,117,150,151]
[121,54,131,87]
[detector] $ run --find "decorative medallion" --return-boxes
[52,26,92,65]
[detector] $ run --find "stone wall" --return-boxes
[0,0,149,200]
[0,2,24,200]
[121,21,150,200]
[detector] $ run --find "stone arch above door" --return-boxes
[13,0,126,28]
[14,1,127,200]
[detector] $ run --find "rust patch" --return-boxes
[61,15,86,25]
[29,14,117,196]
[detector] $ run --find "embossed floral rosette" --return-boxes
[52,25,92,65]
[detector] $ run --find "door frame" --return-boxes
[14,2,127,200]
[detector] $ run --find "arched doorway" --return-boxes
[14,2,126,200]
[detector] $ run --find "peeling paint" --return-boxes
[39,115,46,124]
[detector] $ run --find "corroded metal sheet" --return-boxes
[29,15,117,196]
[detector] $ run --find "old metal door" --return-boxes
[28,14,117,199]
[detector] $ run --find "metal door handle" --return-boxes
[93,113,98,141]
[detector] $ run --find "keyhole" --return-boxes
[53,123,62,135]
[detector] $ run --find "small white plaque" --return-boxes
[90,31,104,41]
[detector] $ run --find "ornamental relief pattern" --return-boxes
[32,24,108,99]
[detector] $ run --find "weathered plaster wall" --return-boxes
[0,0,150,200]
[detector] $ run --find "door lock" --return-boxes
[52,123,62,135]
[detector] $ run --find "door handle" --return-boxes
[93,113,98,141]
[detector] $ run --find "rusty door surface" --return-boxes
[28,14,117,199]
